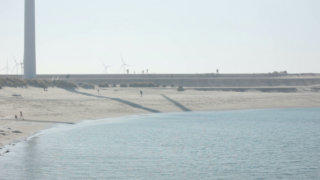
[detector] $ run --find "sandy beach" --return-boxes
[1,86,320,148]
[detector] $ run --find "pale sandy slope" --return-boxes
[1,87,320,148]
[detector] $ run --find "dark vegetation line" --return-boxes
[0,78,78,89]
[161,94,191,112]
[70,90,161,113]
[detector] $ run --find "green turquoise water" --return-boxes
[1,108,320,179]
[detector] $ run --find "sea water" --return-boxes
[0,108,320,179]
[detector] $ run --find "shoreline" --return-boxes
[1,106,320,156]
[2,105,320,150]
[2,106,320,153]
[1,86,320,149]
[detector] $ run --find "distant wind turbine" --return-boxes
[120,54,130,74]
[0,66,6,73]
[11,56,23,75]
[101,63,112,74]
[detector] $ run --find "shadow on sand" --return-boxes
[69,90,161,113]
[161,94,191,112]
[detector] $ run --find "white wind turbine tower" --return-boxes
[120,54,130,74]
[17,56,24,75]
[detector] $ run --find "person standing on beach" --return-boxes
[140,90,143,97]
[20,111,24,120]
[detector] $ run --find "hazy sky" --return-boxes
[0,0,319,74]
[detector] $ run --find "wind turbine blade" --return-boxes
[14,57,18,65]
[120,54,126,65]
